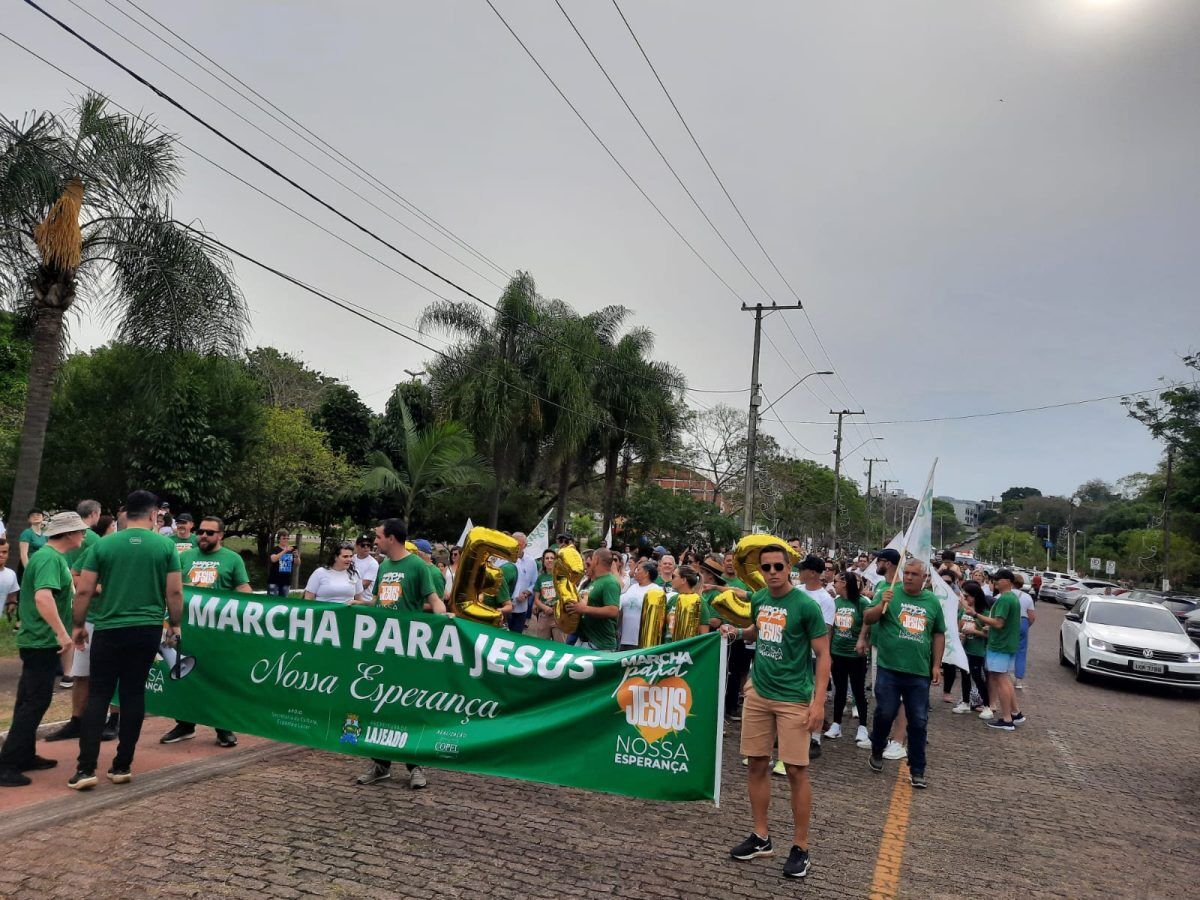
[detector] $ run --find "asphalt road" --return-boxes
[1,602,1196,898]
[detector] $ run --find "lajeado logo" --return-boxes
[616,676,692,744]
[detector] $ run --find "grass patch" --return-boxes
[0,616,18,658]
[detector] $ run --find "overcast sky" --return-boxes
[4,0,1197,502]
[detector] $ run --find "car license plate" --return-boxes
[1132,660,1165,674]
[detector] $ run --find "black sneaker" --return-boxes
[107,766,132,784]
[215,730,238,748]
[160,723,196,744]
[782,845,811,879]
[43,717,81,742]
[986,719,1015,731]
[1012,712,1027,726]
[869,753,884,773]
[0,768,31,787]
[809,739,822,760]
[730,833,774,860]
[910,771,928,789]
[19,755,57,772]
[356,762,392,785]
[101,712,119,742]
[68,770,98,791]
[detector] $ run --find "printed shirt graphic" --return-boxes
[534,572,556,607]
[749,587,828,703]
[874,587,946,676]
[577,572,621,651]
[959,606,986,656]
[831,595,867,657]
[16,545,73,650]
[82,528,180,631]
[175,534,200,555]
[987,591,1021,653]
[179,546,249,591]
[372,553,434,611]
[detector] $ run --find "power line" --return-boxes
[14,4,735,401]
[107,0,511,281]
[757,389,829,457]
[482,0,748,305]
[553,0,775,302]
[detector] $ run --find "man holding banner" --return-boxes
[864,558,945,789]
[724,543,830,880]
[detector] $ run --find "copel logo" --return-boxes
[617,676,692,744]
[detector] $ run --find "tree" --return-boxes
[977,525,1040,568]
[932,498,967,547]
[1075,478,1119,506]
[1,97,248,520]
[678,404,749,510]
[312,384,373,466]
[227,407,352,558]
[37,345,261,511]
[354,401,490,524]
[1001,487,1042,503]
[0,311,31,499]
[618,484,740,553]
[245,346,335,412]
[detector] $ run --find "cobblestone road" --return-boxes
[2,603,1196,899]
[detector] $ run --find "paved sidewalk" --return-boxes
[0,604,1195,898]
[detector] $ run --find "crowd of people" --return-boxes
[0,494,1037,882]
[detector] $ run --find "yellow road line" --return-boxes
[869,765,912,900]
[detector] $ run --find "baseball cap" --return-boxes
[176,513,194,524]
[875,548,901,565]
[413,539,433,554]
[44,511,87,538]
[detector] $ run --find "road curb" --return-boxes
[0,741,302,841]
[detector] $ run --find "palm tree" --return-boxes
[355,401,490,523]
[0,95,246,519]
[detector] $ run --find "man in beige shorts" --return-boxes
[722,544,830,880]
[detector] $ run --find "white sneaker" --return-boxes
[952,701,971,714]
[1014,682,1025,691]
[883,740,907,760]
[824,723,842,739]
[855,725,870,745]
[741,757,748,767]
[772,759,786,776]
[978,708,995,721]
[852,707,859,719]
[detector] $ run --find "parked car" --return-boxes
[1058,579,1121,607]
[1160,595,1200,625]
[1184,608,1200,648]
[1038,571,1075,604]
[1060,596,1200,690]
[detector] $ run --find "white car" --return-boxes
[1060,596,1200,690]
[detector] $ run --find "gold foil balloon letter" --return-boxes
[734,534,800,592]
[552,545,585,635]
[451,527,519,627]
[710,589,752,628]
[637,588,667,648]
[672,593,703,640]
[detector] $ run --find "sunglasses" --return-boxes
[761,562,789,573]
[196,529,220,536]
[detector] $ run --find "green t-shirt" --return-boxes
[427,562,447,600]
[500,562,517,596]
[872,587,947,677]
[749,587,828,703]
[701,587,724,627]
[174,534,200,556]
[986,591,1021,654]
[19,527,47,558]
[373,553,434,611]
[81,528,180,631]
[179,546,249,591]
[534,572,556,610]
[16,544,73,650]
[64,527,99,571]
[960,606,986,656]
[577,572,620,651]
[831,594,868,657]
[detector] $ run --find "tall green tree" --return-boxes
[0,96,246,519]
[312,383,373,466]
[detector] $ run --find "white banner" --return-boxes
[455,518,474,549]
[526,510,552,559]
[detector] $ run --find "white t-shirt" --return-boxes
[354,553,379,595]
[1018,590,1035,619]
[804,585,836,626]
[619,582,653,647]
[304,566,361,604]
[0,567,18,599]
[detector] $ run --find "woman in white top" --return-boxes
[304,543,368,605]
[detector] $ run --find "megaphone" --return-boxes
[159,641,196,680]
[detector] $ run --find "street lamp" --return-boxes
[759,370,834,416]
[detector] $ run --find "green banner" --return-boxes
[144,589,725,803]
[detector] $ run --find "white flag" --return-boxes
[602,525,613,549]
[526,510,552,559]
[899,460,968,670]
[455,518,474,548]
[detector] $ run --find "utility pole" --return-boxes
[864,457,886,547]
[828,409,864,555]
[878,479,896,546]
[741,302,803,534]
[1162,444,1174,591]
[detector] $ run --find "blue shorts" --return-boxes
[986,650,1016,674]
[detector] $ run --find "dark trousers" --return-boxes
[831,654,869,725]
[967,653,989,706]
[725,640,753,716]
[507,611,529,634]
[266,583,289,597]
[942,663,971,703]
[870,666,931,775]
[0,647,59,769]
[77,625,160,773]
[373,759,418,772]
